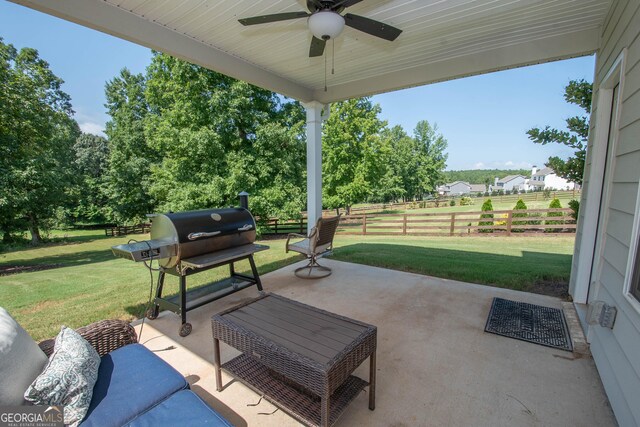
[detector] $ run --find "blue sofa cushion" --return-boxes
[81,344,188,427]
[126,390,233,427]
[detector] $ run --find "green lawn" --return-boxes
[332,235,574,295]
[0,231,304,341]
[0,230,574,341]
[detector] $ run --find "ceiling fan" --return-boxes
[238,0,402,57]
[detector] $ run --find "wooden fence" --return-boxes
[320,190,580,216]
[104,223,151,237]
[261,218,307,235]
[336,208,576,237]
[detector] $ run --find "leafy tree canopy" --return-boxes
[0,38,80,243]
[322,98,389,213]
[527,79,592,185]
[104,52,306,223]
[69,133,110,223]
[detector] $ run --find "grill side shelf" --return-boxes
[180,244,269,271]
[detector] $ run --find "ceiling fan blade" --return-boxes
[309,36,326,57]
[344,13,402,41]
[239,11,309,26]
[332,0,364,9]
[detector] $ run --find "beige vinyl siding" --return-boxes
[573,0,640,425]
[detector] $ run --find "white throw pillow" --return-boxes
[24,326,101,427]
[0,307,49,405]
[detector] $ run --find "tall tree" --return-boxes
[104,68,157,223]
[527,79,592,185]
[0,38,79,244]
[382,125,416,202]
[70,133,110,223]
[322,98,388,214]
[142,52,306,221]
[412,120,448,198]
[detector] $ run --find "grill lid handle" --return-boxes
[187,231,222,240]
[238,224,253,231]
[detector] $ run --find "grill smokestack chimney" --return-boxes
[238,191,249,210]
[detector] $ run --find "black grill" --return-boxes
[111,206,268,337]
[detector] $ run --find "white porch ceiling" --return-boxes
[13,0,610,103]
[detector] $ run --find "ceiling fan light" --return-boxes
[308,11,345,40]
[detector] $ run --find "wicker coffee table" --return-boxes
[211,293,377,427]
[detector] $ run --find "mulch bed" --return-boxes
[0,264,63,276]
[526,279,569,299]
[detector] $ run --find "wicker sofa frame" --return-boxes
[38,319,138,357]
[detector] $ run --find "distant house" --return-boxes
[438,181,487,196]
[529,166,576,190]
[469,184,487,194]
[492,175,526,192]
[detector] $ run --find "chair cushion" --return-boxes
[0,307,49,406]
[126,390,233,427]
[25,327,101,426]
[288,238,312,255]
[81,344,188,427]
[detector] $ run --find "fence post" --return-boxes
[362,214,367,235]
[403,214,407,235]
[274,219,278,235]
[300,218,304,233]
[506,211,513,236]
[450,213,456,236]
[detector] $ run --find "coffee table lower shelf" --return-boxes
[222,354,368,427]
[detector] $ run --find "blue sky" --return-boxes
[1,1,594,171]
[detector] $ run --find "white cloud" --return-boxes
[461,160,533,170]
[79,121,106,137]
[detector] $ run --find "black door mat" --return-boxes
[485,297,573,352]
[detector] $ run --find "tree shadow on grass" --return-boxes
[0,232,113,254]
[330,243,572,297]
[0,249,119,269]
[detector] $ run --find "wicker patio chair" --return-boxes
[286,215,341,279]
[38,319,137,357]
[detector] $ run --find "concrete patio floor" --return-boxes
[134,259,616,427]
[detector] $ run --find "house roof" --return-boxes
[12,0,610,103]
[446,181,469,188]
[497,175,526,184]
[469,184,487,192]
[532,167,555,177]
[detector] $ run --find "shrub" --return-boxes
[543,188,552,200]
[460,197,473,206]
[450,199,456,206]
[476,192,483,198]
[528,212,543,227]
[568,199,580,221]
[484,191,490,197]
[546,198,564,232]
[512,199,528,232]
[479,199,494,233]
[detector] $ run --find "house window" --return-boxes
[631,246,640,302]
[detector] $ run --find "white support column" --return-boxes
[303,101,326,235]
